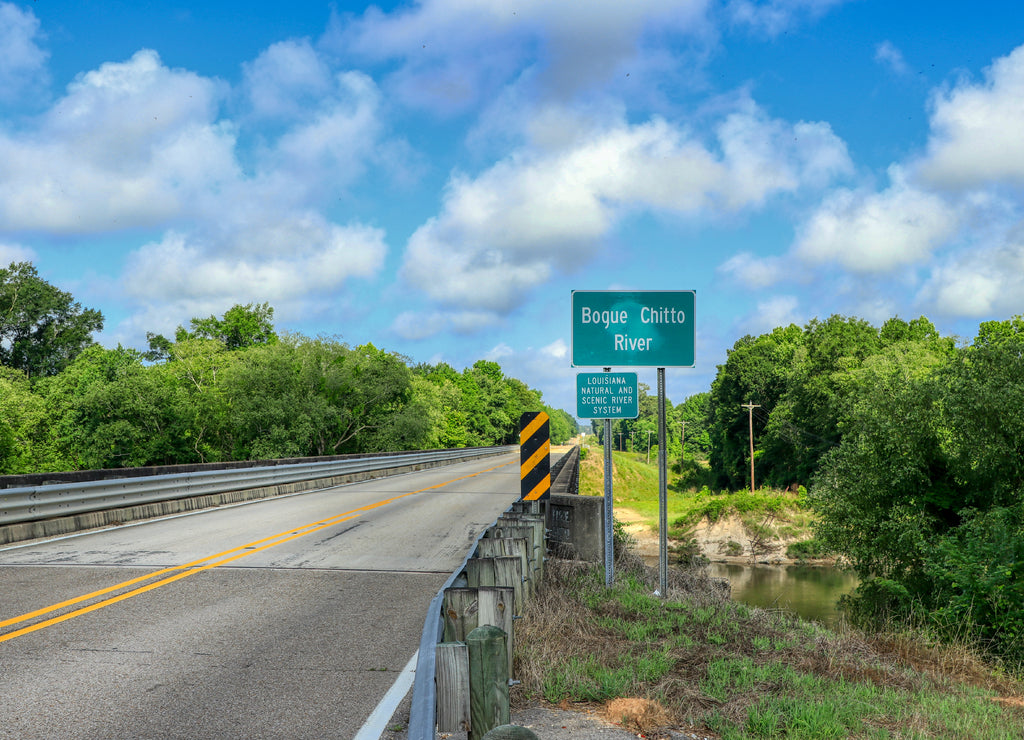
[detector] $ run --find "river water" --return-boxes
[707,562,859,627]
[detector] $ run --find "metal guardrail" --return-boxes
[0,447,515,526]
[408,445,581,739]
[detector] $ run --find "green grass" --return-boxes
[515,557,1024,738]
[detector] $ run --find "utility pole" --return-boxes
[742,402,760,493]
[680,421,686,469]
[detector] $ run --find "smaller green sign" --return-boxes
[576,372,639,419]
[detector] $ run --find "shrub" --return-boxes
[786,538,831,561]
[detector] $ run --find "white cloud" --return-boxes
[402,103,850,320]
[719,251,789,288]
[918,237,1024,317]
[331,0,711,107]
[0,50,235,232]
[390,311,452,341]
[485,342,515,361]
[793,168,961,273]
[0,2,48,103]
[243,39,333,120]
[390,308,502,340]
[120,218,387,332]
[875,41,909,76]
[726,0,850,37]
[0,241,36,265]
[124,220,385,300]
[269,71,382,189]
[743,295,802,334]
[541,338,568,360]
[918,44,1024,187]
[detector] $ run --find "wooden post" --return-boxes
[477,586,515,676]
[477,538,530,596]
[467,557,497,588]
[493,520,544,591]
[443,588,480,642]
[436,642,470,733]
[742,401,760,493]
[467,625,509,739]
[492,556,525,615]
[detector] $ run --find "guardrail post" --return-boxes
[436,642,470,733]
[467,625,509,739]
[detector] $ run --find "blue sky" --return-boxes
[2,1,1024,416]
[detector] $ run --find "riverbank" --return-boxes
[509,553,1024,739]
[617,507,833,567]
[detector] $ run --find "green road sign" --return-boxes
[571,290,695,367]
[576,372,639,419]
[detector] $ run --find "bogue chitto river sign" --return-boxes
[571,290,695,368]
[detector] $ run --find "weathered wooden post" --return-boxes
[467,557,497,588]
[443,588,479,642]
[491,555,525,615]
[436,641,470,733]
[443,586,515,674]
[466,625,509,739]
[478,586,515,674]
[477,538,531,596]
[492,523,542,594]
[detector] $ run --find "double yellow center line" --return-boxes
[0,459,513,644]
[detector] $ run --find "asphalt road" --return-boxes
[0,452,520,739]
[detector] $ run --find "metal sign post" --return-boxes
[572,290,696,593]
[603,415,614,587]
[576,371,639,587]
[657,368,668,595]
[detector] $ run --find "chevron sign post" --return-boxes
[519,411,550,501]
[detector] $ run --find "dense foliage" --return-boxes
[590,385,713,473]
[0,264,577,474]
[0,262,104,378]
[707,313,1024,666]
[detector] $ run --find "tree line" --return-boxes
[705,313,1024,666]
[0,262,577,474]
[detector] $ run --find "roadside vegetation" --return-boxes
[514,553,1024,738]
[0,261,576,474]
[562,427,1024,735]
[588,312,1024,672]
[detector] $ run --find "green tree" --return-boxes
[675,392,711,460]
[154,302,278,354]
[415,363,470,448]
[810,342,952,587]
[0,366,55,473]
[810,319,1024,662]
[461,361,516,446]
[708,324,803,488]
[0,262,104,378]
[69,349,195,468]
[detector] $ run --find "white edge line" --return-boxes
[354,650,419,740]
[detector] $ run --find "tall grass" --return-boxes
[514,554,1024,738]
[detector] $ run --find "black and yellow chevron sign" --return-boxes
[519,411,551,501]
